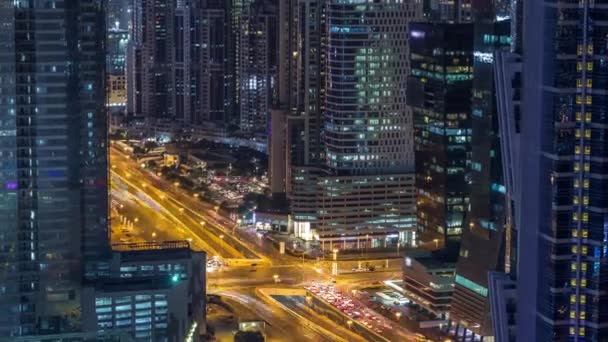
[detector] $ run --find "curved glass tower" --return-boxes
[308,0,416,250]
[325,0,413,174]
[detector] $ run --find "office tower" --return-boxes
[509,0,608,340]
[128,0,206,125]
[0,0,108,336]
[305,0,417,249]
[446,13,512,339]
[408,22,474,243]
[237,0,277,132]
[288,0,425,246]
[202,0,229,123]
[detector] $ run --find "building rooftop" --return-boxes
[111,240,201,262]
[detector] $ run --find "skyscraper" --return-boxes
[0,0,108,336]
[129,0,207,126]
[447,14,511,339]
[307,0,417,249]
[408,22,474,244]
[286,0,425,247]
[202,0,229,123]
[513,0,608,340]
[237,0,277,133]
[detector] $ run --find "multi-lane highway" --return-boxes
[108,143,421,341]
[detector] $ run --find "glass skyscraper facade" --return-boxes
[448,15,512,340]
[515,0,608,340]
[307,0,416,248]
[0,0,108,336]
[408,22,474,243]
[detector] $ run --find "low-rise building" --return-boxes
[82,241,206,342]
[399,249,458,317]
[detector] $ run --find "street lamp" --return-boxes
[333,248,339,261]
[152,232,157,238]
[433,238,439,249]
[395,312,402,320]
[273,274,279,283]
[346,320,353,329]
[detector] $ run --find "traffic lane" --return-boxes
[208,264,321,288]
[111,148,270,260]
[218,289,329,342]
[273,295,369,342]
[110,181,227,255]
[111,171,243,259]
[111,168,246,259]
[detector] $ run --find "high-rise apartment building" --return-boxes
[130,0,231,126]
[408,22,474,243]
[0,0,108,336]
[510,0,608,340]
[237,0,277,132]
[202,0,229,123]
[284,0,327,216]
[422,0,473,23]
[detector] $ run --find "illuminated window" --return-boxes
[580,311,586,320]
[575,129,581,138]
[572,246,578,254]
[577,79,582,88]
[577,45,583,55]
[581,263,587,271]
[582,246,588,255]
[576,96,583,105]
[571,263,577,271]
[587,44,594,55]
[584,163,590,172]
[579,327,585,336]
[570,295,577,303]
[576,112,582,121]
[584,146,591,155]
[587,62,593,71]
[586,96,592,105]
[570,311,576,319]
[582,230,588,238]
[573,213,579,221]
[571,278,577,286]
[585,112,592,122]
[575,146,581,155]
[574,163,581,171]
[583,179,589,188]
[581,295,586,304]
[573,196,579,205]
[583,213,589,222]
[570,327,575,335]
[572,230,578,237]
[586,79,592,88]
[583,196,589,205]
[574,179,580,188]
[577,62,583,71]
